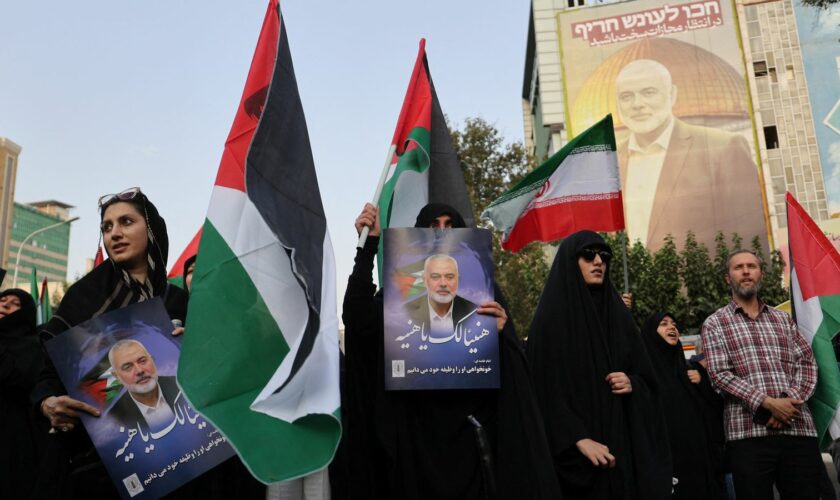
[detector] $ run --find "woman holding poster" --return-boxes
[31,188,189,498]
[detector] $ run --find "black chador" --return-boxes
[527,230,672,500]
[339,203,561,500]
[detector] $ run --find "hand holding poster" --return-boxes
[383,228,499,390]
[45,299,234,499]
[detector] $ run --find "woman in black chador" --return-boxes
[641,312,726,500]
[0,289,45,499]
[339,202,561,500]
[527,230,672,499]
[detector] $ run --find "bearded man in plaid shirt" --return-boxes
[702,249,823,499]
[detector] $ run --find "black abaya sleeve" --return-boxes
[340,236,388,499]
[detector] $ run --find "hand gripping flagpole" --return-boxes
[357,144,397,249]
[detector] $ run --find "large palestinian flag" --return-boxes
[482,115,624,252]
[178,0,341,482]
[374,39,474,275]
[787,192,840,450]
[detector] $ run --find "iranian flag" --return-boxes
[375,39,474,245]
[482,115,624,252]
[787,192,840,450]
[178,0,341,483]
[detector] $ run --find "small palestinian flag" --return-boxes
[79,353,123,409]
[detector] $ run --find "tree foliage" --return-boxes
[450,117,549,337]
[604,230,788,332]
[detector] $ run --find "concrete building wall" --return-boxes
[739,0,828,236]
[0,138,21,269]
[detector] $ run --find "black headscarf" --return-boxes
[414,203,467,229]
[0,288,45,499]
[39,193,186,339]
[0,289,36,334]
[182,255,197,292]
[641,313,693,392]
[527,230,671,499]
[0,289,39,388]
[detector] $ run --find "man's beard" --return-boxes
[127,374,158,395]
[430,291,454,305]
[730,279,762,299]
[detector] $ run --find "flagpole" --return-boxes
[357,144,397,248]
[620,230,629,293]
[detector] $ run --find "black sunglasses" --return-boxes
[578,248,612,263]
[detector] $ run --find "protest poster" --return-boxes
[382,228,499,390]
[45,299,234,499]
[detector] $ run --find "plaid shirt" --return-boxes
[701,300,817,441]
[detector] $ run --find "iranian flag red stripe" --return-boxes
[787,192,840,449]
[482,115,624,252]
[503,195,624,253]
[168,228,202,279]
[178,0,340,482]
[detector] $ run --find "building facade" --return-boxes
[6,200,74,291]
[0,138,22,268]
[523,0,830,249]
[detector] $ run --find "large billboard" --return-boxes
[557,0,770,253]
[793,2,840,217]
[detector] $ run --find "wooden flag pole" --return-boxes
[357,144,397,248]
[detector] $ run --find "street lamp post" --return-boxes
[12,216,80,288]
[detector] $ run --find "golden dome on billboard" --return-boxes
[570,38,749,132]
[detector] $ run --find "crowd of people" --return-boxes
[0,189,835,500]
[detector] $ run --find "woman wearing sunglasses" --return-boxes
[31,188,189,498]
[527,230,672,500]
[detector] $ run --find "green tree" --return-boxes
[681,232,719,330]
[751,235,788,306]
[450,117,549,337]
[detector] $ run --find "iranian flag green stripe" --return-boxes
[787,192,840,450]
[178,0,340,483]
[482,115,625,252]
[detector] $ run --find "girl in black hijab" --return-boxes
[527,230,672,499]
[31,188,188,499]
[0,289,45,498]
[641,312,726,500]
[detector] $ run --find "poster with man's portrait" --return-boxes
[383,228,499,391]
[45,299,234,499]
[557,0,770,254]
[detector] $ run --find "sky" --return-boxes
[1,1,530,301]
